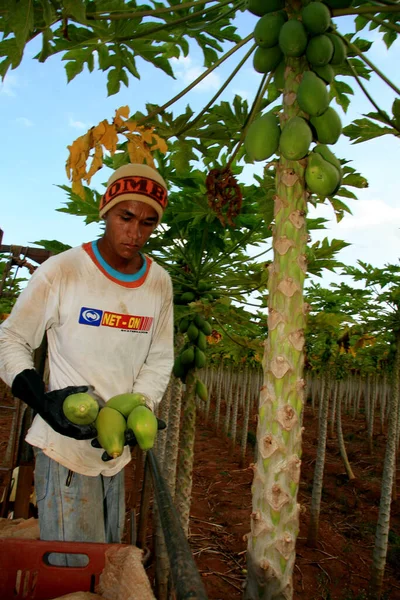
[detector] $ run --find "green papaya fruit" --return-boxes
[179,318,190,333]
[312,63,334,84]
[306,34,334,66]
[127,405,158,451]
[274,59,286,91]
[247,0,285,16]
[254,12,286,48]
[297,70,329,116]
[196,331,207,352]
[313,144,342,177]
[63,392,99,425]
[95,406,127,459]
[326,33,346,65]
[107,392,146,418]
[279,20,308,57]
[279,116,313,160]
[310,106,342,144]
[195,379,208,402]
[194,347,207,369]
[200,320,212,336]
[301,2,331,35]
[173,356,186,379]
[180,291,196,304]
[253,45,283,74]
[194,314,206,329]
[244,112,281,161]
[305,152,341,196]
[187,322,200,342]
[181,346,195,366]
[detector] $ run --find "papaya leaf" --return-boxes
[56,184,102,225]
[38,0,55,27]
[32,240,72,254]
[343,118,395,144]
[7,0,35,52]
[341,173,368,188]
[329,79,354,113]
[63,0,87,24]
[65,58,85,82]
[327,197,353,223]
[334,57,370,80]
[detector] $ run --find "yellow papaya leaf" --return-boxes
[100,122,119,155]
[126,135,155,167]
[86,143,104,184]
[66,106,167,200]
[114,105,130,128]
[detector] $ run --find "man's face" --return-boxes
[103,200,158,261]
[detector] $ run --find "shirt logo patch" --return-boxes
[79,307,103,326]
[78,307,153,332]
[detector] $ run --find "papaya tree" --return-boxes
[344,262,400,598]
[2,1,400,598]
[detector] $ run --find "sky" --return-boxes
[1,8,399,290]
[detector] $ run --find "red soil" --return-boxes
[1,382,399,599]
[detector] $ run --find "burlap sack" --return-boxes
[0,517,39,539]
[50,594,103,600]
[96,545,155,600]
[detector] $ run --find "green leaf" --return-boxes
[107,68,121,96]
[63,0,87,23]
[327,197,353,223]
[392,98,400,129]
[329,78,354,113]
[341,173,368,188]
[39,0,55,26]
[38,28,54,63]
[343,118,395,144]
[8,0,35,52]
[65,59,84,82]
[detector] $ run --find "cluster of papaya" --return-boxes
[245,0,350,198]
[173,312,211,401]
[174,280,220,305]
[63,392,157,457]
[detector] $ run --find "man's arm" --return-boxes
[0,266,58,387]
[131,276,174,411]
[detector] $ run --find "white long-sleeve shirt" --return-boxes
[0,241,174,476]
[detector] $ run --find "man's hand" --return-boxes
[12,369,97,440]
[92,417,167,461]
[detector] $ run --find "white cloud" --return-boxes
[171,55,221,92]
[0,74,18,97]
[16,117,33,127]
[68,115,87,130]
[309,198,400,274]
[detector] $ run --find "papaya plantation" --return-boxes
[1,0,400,599]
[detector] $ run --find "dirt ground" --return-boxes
[1,382,399,600]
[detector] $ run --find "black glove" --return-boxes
[92,417,167,462]
[12,369,97,440]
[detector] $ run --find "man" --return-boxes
[0,163,174,554]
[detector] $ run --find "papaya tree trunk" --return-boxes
[224,367,234,437]
[336,382,355,481]
[214,363,224,430]
[174,370,197,536]
[329,378,339,438]
[240,366,252,468]
[230,368,241,447]
[244,56,308,599]
[370,331,400,597]
[307,373,330,548]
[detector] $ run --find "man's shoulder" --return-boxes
[34,245,86,274]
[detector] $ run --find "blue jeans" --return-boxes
[34,450,125,566]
